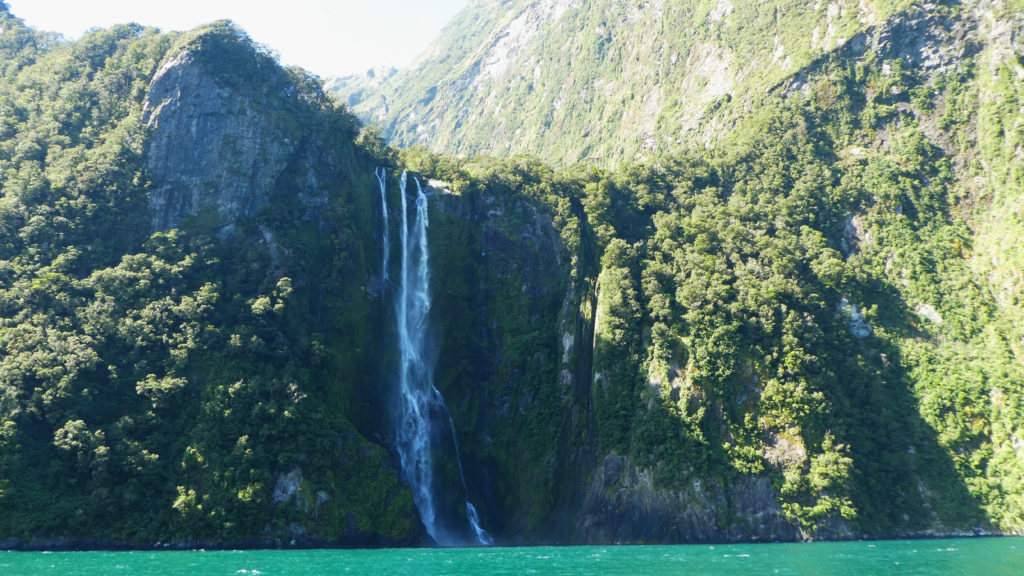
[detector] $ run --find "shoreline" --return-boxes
[2,530,1015,553]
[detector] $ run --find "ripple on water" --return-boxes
[2,538,1023,576]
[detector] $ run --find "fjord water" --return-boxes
[2,538,1020,575]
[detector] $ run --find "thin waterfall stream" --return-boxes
[375,167,389,282]
[380,169,492,546]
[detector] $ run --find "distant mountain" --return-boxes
[335,0,932,164]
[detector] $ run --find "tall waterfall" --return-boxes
[374,167,389,282]
[382,170,492,546]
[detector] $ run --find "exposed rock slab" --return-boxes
[142,51,293,236]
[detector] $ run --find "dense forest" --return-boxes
[0,0,1022,547]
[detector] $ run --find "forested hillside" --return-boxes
[0,7,423,545]
[340,0,1024,538]
[0,0,1022,548]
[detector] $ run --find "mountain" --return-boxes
[335,0,920,164]
[1,0,1023,549]
[336,0,1019,166]
[339,0,1024,536]
[0,9,418,546]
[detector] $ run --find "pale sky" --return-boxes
[6,0,469,78]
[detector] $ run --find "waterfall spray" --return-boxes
[383,169,491,546]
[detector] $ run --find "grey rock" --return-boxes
[839,214,869,257]
[577,453,800,543]
[142,50,293,235]
[272,467,303,505]
[285,522,306,541]
[838,298,873,339]
[915,303,944,325]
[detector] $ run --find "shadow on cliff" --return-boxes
[823,272,986,534]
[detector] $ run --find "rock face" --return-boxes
[579,454,800,543]
[839,213,869,257]
[431,185,566,308]
[424,182,575,538]
[839,298,873,339]
[142,50,293,236]
[776,0,1012,99]
[427,186,808,544]
[427,186,804,545]
[272,468,303,505]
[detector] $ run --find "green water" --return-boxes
[1,538,1021,575]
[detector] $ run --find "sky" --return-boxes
[6,0,469,78]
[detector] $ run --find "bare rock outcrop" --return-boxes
[142,50,293,237]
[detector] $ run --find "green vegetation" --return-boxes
[0,10,415,545]
[389,31,1024,536]
[337,0,918,166]
[0,0,1022,546]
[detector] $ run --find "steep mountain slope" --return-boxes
[1,0,1023,548]
[0,6,586,547]
[0,9,418,546]
[341,0,1024,541]
[337,0,922,164]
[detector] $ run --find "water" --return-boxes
[2,538,1020,575]
[374,166,389,282]
[387,171,490,546]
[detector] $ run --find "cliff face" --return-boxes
[579,454,802,543]
[426,182,814,544]
[425,182,578,540]
[143,51,295,236]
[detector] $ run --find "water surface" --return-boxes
[1,537,1020,575]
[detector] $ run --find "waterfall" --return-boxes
[384,169,492,546]
[445,411,495,546]
[375,166,389,282]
